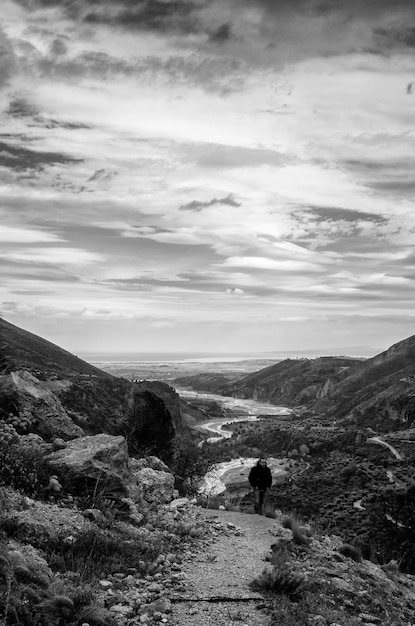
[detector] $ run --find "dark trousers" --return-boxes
[254,488,267,514]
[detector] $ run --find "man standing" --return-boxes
[248,457,272,515]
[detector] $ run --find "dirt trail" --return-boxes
[169,509,277,626]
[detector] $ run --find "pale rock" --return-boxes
[169,497,190,509]
[330,577,354,592]
[153,597,172,613]
[131,467,174,504]
[130,456,170,473]
[47,433,130,501]
[99,580,113,590]
[109,604,134,618]
[270,527,294,542]
[308,616,326,625]
[359,614,381,624]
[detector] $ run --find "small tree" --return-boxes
[168,434,216,496]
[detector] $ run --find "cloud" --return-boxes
[7,97,90,130]
[220,256,321,272]
[0,27,16,89]
[3,248,105,266]
[374,23,415,49]
[209,22,233,44]
[14,0,200,33]
[182,143,292,169]
[87,169,117,183]
[0,225,63,243]
[0,139,82,171]
[303,206,388,224]
[179,193,241,211]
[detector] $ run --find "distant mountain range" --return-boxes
[174,335,415,432]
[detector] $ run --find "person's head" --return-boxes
[257,457,268,467]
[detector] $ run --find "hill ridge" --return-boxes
[0,316,110,377]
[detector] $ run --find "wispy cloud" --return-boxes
[179,193,241,211]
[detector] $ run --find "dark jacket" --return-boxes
[248,464,272,490]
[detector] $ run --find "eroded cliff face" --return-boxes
[126,381,184,454]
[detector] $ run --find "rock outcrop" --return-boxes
[130,466,175,505]
[126,381,184,454]
[46,434,175,506]
[0,370,83,441]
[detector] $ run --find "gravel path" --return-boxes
[170,509,277,626]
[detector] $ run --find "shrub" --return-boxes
[77,605,114,625]
[0,442,50,498]
[252,564,306,601]
[264,501,276,518]
[281,514,310,545]
[167,433,216,495]
[339,543,362,563]
[0,536,115,626]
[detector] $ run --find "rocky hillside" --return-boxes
[0,317,107,377]
[174,357,360,406]
[222,356,361,406]
[0,317,194,454]
[312,334,415,430]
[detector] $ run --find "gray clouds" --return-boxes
[0,140,82,171]
[179,193,241,211]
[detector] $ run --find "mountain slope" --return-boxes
[0,317,189,448]
[222,356,361,406]
[0,317,108,377]
[312,334,415,428]
[175,334,415,431]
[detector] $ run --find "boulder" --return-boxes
[2,502,91,548]
[46,433,130,500]
[0,370,83,441]
[129,456,170,473]
[46,435,175,507]
[131,467,175,504]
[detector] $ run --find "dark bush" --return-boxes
[339,543,362,563]
[0,442,50,498]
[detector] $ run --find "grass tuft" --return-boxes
[252,564,306,601]
[281,514,310,545]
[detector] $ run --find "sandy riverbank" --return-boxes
[201,456,291,496]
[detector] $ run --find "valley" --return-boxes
[1,316,415,626]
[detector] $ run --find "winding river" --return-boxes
[177,389,292,496]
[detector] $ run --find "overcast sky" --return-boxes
[1,0,415,357]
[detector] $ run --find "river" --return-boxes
[176,389,292,496]
[176,388,292,419]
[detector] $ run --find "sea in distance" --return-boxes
[81,352,282,383]
[81,347,371,384]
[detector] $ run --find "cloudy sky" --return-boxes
[1,0,415,357]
